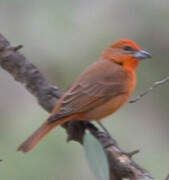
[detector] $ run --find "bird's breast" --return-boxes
[83,93,129,120]
[83,66,136,121]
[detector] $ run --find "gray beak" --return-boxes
[134,50,152,60]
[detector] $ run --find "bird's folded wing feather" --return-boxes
[48,60,128,122]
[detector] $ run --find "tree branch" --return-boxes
[129,76,169,103]
[0,33,156,180]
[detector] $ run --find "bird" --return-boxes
[18,39,151,153]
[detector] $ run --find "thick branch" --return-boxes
[0,33,154,180]
[0,35,62,112]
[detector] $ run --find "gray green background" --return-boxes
[0,0,169,179]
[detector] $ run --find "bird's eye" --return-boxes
[123,46,133,51]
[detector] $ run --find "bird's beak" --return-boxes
[134,50,152,60]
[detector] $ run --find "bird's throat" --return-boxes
[123,59,139,70]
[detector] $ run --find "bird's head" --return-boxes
[102,39,151,69]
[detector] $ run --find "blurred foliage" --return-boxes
[0,0,168,179]
[84,131,109,180]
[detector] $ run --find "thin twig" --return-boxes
[129,76,169,103]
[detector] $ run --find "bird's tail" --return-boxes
[17,115,76,153]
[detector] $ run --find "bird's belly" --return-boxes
[83,94,129,121]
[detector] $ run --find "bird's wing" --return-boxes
[49,60,128,122]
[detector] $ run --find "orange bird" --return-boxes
[18,39,151,153]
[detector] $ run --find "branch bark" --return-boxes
[0,33,156,180]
